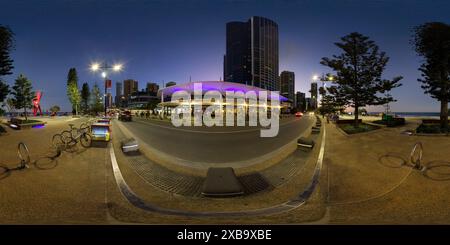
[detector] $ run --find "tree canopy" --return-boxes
[412,22,450,130]
[50,105,61,113]
[0,80,9,103]
[90,83,103,115]
[80,82,90,114]
[0,25,14,77]
[0,25,14,107]
[66,68,81,115]
[321,32,402,125]
[11,74,34,120]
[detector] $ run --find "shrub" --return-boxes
[372,118,405,127]
[338,123,380,134]
[416,123,450,134]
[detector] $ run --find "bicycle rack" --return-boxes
[410,142,426,171]
[17,142,30,170]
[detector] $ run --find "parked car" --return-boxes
[119,111,132,121]
[91,123,112,142]
[97,118,111,124]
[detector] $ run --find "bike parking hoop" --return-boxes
[379,142,450,181]
[0,142,31,175]
[17,142,31,169]
[410,142,425,171]
[378,142,424,170]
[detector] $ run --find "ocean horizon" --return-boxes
[368,112,442,117]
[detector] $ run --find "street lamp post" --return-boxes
[314,74,334,107]
[90,62,123,116]
[312,75,319,111]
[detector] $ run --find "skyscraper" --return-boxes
[306,97,312,111]
[146,82,159,95]
[115,82,122,107]
[296,91,306,111]
[123,79,138,100]
[224,16,279,91]
[280,71,295,103]
[310,82,318,110]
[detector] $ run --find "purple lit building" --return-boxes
[156,81,289,115]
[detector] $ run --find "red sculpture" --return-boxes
[32,90,43,116]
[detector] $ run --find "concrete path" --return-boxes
[1,115,449,224]
[323,119,450,224]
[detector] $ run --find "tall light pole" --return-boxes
[311,75,319,111]
[90,62,123,116]
[315,74,334,106]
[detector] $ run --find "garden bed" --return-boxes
[416,123,450,134]
[336,119,362,124]
[18,119,43,124]
[338,123,380,134]
[9,118,46,129]
[372,118,405,127]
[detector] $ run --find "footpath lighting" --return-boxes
[312,75,319,81]
[90,63,100,71]
[113,64,123,72]
[90,61,124,115]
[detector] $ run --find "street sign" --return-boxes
[105,79,112,88]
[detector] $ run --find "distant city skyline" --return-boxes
[1,0,450,112]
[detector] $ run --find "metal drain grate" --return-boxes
[238,173,274,195]
[128,155,205,197]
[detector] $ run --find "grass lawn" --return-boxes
[416,123,450,134]
[338,123,380,134]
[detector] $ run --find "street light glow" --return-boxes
[90,63,100,71]
[113,63,123,72]
[101,71,107,78]
[312,75,319,81]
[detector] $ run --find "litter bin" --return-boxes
[121,138,139,153]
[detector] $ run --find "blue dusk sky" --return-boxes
[1,0,449,112]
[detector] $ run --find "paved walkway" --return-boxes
[1,115,449,224]
[0,116,108,224]
[323,118,450,224]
